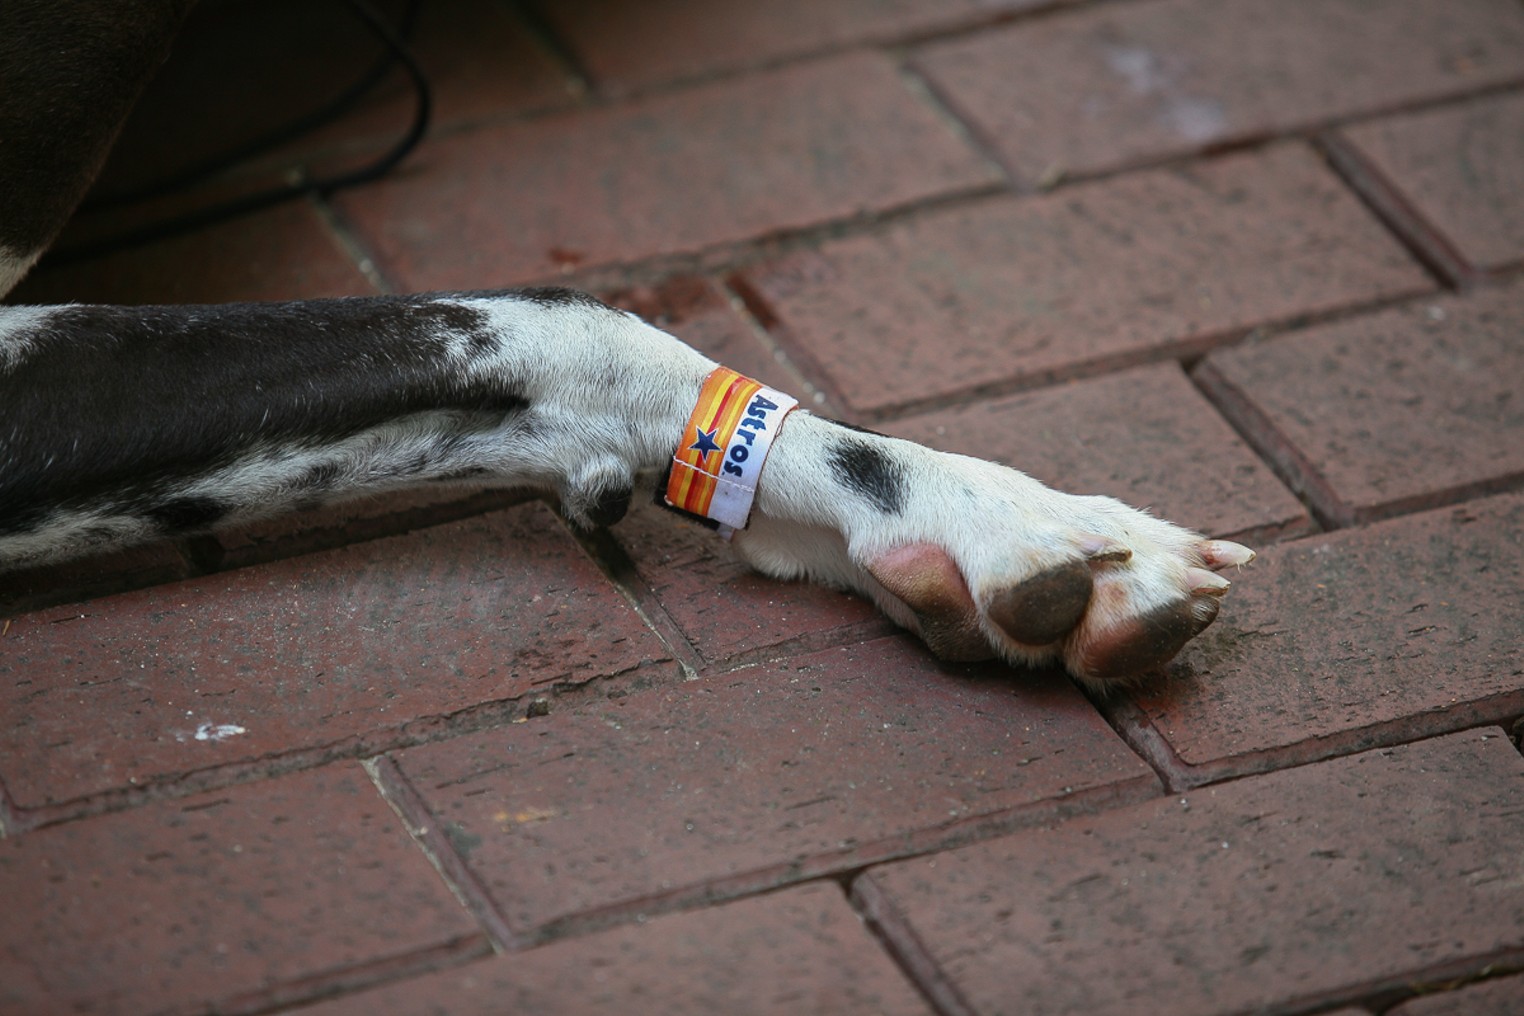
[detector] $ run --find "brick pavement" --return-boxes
[4,1,1523,1013]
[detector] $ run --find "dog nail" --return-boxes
[1199,539,1256,568]
[1078,535,1132,563]
[1186,568,1231,595]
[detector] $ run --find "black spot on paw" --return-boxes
[829,438,906,516]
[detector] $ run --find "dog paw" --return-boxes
[733,419,1253,688]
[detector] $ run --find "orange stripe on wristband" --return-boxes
[665,366,799,533]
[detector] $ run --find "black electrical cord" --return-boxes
[41,0,432,269]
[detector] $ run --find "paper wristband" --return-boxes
[665,367,799,535]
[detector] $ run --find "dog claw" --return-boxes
[1078,535,1133,563]
[1198,539,1256,569]
[1185,567,1231,596]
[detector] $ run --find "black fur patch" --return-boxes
[144,495,227,533]
[585,484,633,528]
[0,294,532,528]
[515,286,611,310]
[298,461,344,491]
[829,438,906,516]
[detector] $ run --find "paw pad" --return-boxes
[986,561,1093,646]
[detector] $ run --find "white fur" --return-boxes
[1,292,1233,680]
[0,303,58,372]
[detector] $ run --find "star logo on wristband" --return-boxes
[689,427,722,455]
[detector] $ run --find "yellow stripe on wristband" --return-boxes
[665,366,799,533]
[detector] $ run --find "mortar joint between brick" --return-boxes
[559,516,708,680]
[715,275,834,412]
[1082,688,1197,794]
[364,754,521,952]
[16,695,567,833]
[1338,949,1524,1016]
[1313,132,1476,292]
[502,0,595,102]
[307,190,396,294]
[554,179,1010,307]
[893,58,1013,189]
[1187,357,1350,535]
[215,934,493,1016]
[849,872,980,1016]
[0,776,24,838]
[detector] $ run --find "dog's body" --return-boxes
[0,2,1250,687]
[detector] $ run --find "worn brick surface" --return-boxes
[0,504,670,812]
[738,144,1428,413]
[912,0,1524,187]
[886,362,1311,544]
[392,637,1156,939]
[537,0,1050,93]
[1133,493,1524,777]
[611,507,890,666]
[861,730,1524,1016]
[336,53,1001,290]
[1389,974,1524,1016]
[1337,91,1524,278]
[10,199,373,306]
[1198,281,1524,526]
[602,276,810,396]
[298,882,932,1016]
[0,763,482,1016]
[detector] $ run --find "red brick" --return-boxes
[1389,974,1524,1016]
[392,637,1156,938]
[336,53,1001,290]
[208,484,535,569]
[602,276,811,396]
[296,882,932,1016]
[1197,281,1524,526]
[610,507,890,666]
[0,542,192,617]
[537,0,1050,93]
[0,763,483,1016]
[739,144,1428,414]
[0,504,672,813]
[860,730,1524,1016]
[1336,91,1524,279]
[885,363,1311,544]
[913,0,1524,187]
[10,198,373,305]
[1132,493,1524,778]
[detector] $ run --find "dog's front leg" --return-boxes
[0,289,715,568]
[1,288,1249,684]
